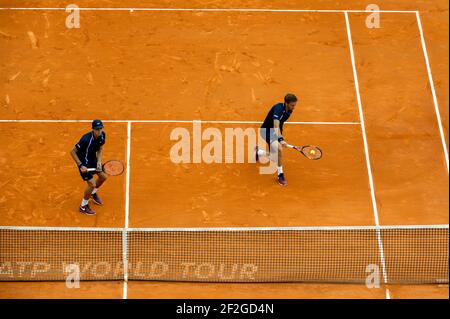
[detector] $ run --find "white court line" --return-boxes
[344,12,389,293]
[0,119,359,125]
[123,224,449,232]
[1,224,447,231]
[123,279,128,299]
[416,11,449,173]
[122,121,131,300]
[0,7,416,13]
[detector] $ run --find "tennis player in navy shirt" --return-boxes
[256,94,297,186]
[70,119,108,215]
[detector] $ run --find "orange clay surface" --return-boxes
[0,0,448,299]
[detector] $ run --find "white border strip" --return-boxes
[416,11,449,173]
[122,121,131,299]
[0,226,122,231]
[0,119,359,125]
[344,12,388,286]
[122,273,128,299]
[126,224,450,231]
[0,224,447,232]
[0,8,416,13]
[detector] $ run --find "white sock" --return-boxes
[257,149,266,157]
[92,188,97,194]
[81,199,89,206]
[277,166,283,175]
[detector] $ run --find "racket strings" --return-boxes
[301,146,322,160]
[103,160,124,176]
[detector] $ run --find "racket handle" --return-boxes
[86,168,97,172]
[285,144,295,149]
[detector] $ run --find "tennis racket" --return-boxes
[86,160,125,176]
[286,144,323,160]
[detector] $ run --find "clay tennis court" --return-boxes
[0,0,448,299]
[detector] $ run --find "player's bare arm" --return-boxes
[70,147,87,173]
[96,146,103,171]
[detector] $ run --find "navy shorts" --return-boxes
[259,127,278,146]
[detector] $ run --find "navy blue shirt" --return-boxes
[75,131,106,167]
[261,103,292,133]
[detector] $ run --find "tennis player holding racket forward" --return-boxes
[70,119,107,215]
[256,94,297,186]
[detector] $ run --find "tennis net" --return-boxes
[0,225,448,284]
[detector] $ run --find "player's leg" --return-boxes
[256,128,270,161]
[91,172,107,205]
[265,128,287,186]
[83,178,96,200]
[79,176,96,215]
[256,147,269,159]
[269,140,287,186]
[257,128,286,186]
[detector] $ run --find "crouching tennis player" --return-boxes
[70,119,107,215]
[256,94,297,186]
